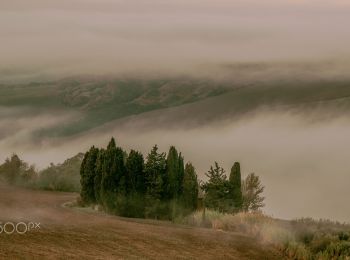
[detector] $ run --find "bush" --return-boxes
[179,210,350,260]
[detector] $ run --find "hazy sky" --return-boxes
[1,0,350,79]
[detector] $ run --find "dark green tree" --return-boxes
[80,146,99,204]
[101,138,125,211]
[229,162,243,211]
[126,150,145,194]
[166,146,179,199]
[125,150,145,217]
[107,137,116,150]
[178,153,185,196]
[111,146,127,214]
[144,145,166,219]
[202,162,231,212]
[182,162,199,211]
[94,149,105,204]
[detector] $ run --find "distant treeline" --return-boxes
[80,137,265,220]
[0,153,83,192]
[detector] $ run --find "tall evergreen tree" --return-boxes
[125,150,145,217]
[80,146,99,204]
[166,146,179,199]
[94,149,105,204]
[144,145,166,218]
[229,162,243,211]
[182,162,199,211]
[111,146,127,214]
[101,138,125,211]
[80,150,88,200]
[202,162,231,212]
[126,150,145,194]
[178,153,185,196]
[107,137,116,150]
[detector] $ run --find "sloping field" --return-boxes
[0,184,282,259]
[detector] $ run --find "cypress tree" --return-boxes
[107,137,116,150]
[229,162,243,211]
[80,146,99,204]
[94,149,105,204]
[111,146,127,214]
[101,138,118,210]
[125,150,145,217]
[113,147,127,194]
[178,153,185,196]
[166,146,179,199]
[80,150,88,202]
[126,150,145,194]
[144,145,166,219]
[182,162,199,211]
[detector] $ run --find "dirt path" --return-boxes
[0,184,282,259]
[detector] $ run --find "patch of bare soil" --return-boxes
[0,184,282,259]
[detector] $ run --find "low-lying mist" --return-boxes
[1,0,350,82]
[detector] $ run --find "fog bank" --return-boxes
[1,0,350,81]
[1,106,350,222]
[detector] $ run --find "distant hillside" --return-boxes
[0,77,232,136]
[1,76,350,138]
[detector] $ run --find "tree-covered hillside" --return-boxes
[0,77,231,136]
[1,76,350,139]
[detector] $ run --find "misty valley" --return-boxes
[1,76,350,259]
[1,0,350,259]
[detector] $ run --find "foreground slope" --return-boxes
[0,184,281,259]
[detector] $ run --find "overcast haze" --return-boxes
[1,0,350,222]
[1,0,350,80]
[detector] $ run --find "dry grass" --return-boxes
[179,210,350,260]
[0,184,282,259]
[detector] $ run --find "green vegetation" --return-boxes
[80,139,201,219]
[0,153,83,192]
[79,137,256,220]
[0,154,37,186]
[37,154,83,192]
[201,161,246,213]
[242,173,265,211]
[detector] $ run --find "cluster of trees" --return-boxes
[80,138,199,219]
[0,154,37,186]
[36,154,83,192]
[202,162,265,212]
[0,153,83,192]
[80,137,264,219]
